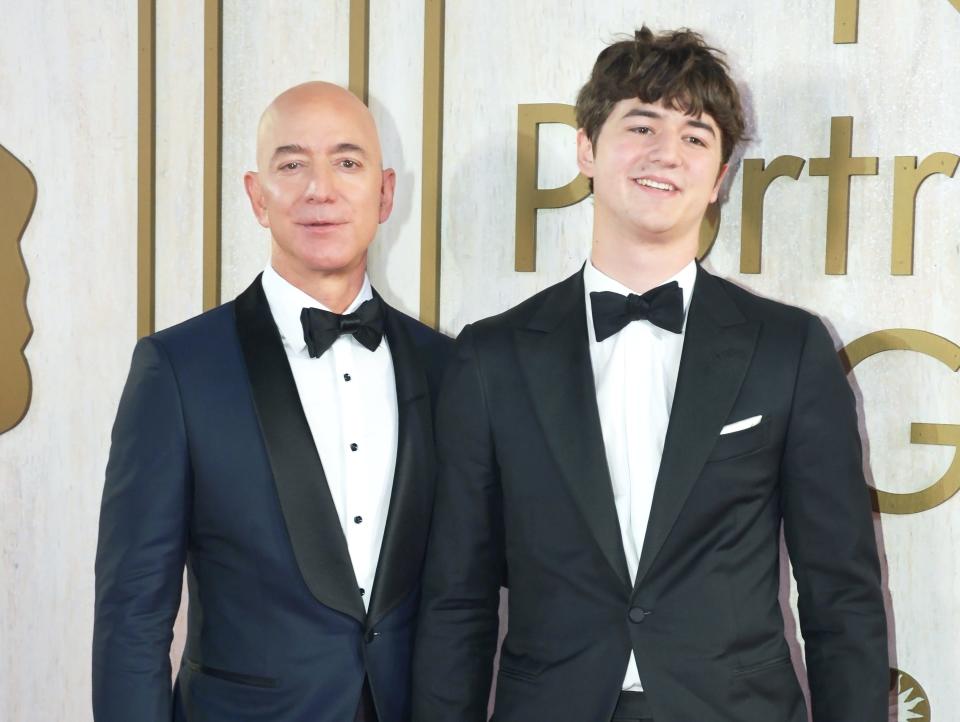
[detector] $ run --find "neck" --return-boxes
[591,232,696,295]
[270,258,366,314]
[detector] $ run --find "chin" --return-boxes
[303,251,368,275]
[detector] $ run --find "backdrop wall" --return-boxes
[1,2,957,720]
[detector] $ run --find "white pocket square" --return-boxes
[720,415,763,435]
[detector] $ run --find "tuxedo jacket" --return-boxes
[412,266,887,722]
[93,276,451,722]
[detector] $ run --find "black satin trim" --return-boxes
[235,275,365,623]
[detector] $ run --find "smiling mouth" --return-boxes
[635,178,678,192]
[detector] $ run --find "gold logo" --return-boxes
[0,143,37,435]
[840,329,960,514]
[891,668,931,721]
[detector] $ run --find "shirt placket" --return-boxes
[333,337,370,605]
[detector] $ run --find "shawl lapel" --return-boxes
[235,276,366,623]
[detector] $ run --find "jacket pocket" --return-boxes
[186,660,279,688]
[497,664,540,683]
[732,654,792,678]
[706,419,770,463]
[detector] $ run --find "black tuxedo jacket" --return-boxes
[93,276,451,722]
[412,266,887,722]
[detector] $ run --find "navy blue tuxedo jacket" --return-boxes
[94,276,451,722]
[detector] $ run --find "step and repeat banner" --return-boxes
[1,1,958,719]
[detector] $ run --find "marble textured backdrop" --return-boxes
[1,1,958,719]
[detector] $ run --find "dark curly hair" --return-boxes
[576,26,746,165]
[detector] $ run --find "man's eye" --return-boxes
[630,126,652,135]
[338,159,360,169]
[280,161,301,171]
[685,136,707,147]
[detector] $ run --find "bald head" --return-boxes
[243,81,396,304]
[255,81,383,172]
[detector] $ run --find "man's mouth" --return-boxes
[634,177,678,192]
[299,220,345,228]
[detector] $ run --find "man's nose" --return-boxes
[649,132,682,166]
[303,163,336,203]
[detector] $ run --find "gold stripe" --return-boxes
[203,0,223,310]
[833,0,859,44]
[420,0,444,328]
[137,0,156,337]
[349,0,370,103]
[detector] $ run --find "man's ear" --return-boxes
[378,168,397,224]
[576,128,596,179]
[244,171,270,228]
[710,163,729,204]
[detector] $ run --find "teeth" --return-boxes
[637,178,675,191]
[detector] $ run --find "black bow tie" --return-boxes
[300,297,385,358]
[590,281,685,342]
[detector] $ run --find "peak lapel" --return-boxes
[515,271,631,588]
[367,300,433,628]
[235,276,366,623]
[634,267,759,589]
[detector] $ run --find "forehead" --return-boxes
[261,95,380,156]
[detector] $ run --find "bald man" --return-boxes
[93,82,451,722]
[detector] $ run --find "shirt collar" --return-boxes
[584,257,697,337]
[261,264,374,354]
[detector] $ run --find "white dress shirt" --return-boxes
[583,259,696,691]
[261,264,399,610]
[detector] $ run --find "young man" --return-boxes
[94,82,451,722]
[412,28,887,722]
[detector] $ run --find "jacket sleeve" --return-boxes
[412,324,505,721]
[93,337,191,721]
[779,316,889,721]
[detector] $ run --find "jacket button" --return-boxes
[629,607,650,623]
[364,630,380,643]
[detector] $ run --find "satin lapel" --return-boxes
[515,271,631,588]
[634,268,759,589]
[367,299,432,629]
[234,276,366,623]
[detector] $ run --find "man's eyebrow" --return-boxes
[622,108,661,121]
[271,144,307,160]
[620,108,717,137]
[270,142,369,163]
[331,142,367,156]
[685,118,716,137]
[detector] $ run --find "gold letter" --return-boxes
[697,203,722,261]
[739,156,805,274]
[840,329,960,514]
[515,104,590,272]
[808,117,878,275]
[0,143,37,434]
[891,153,959,276]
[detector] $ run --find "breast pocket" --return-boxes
[706,419,770,463]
